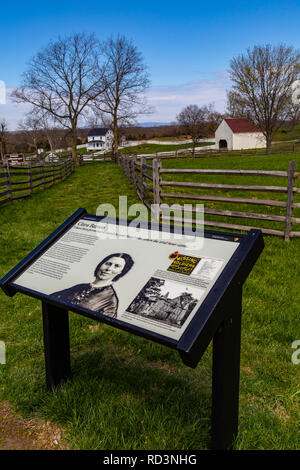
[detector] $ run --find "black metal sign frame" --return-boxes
[0,208,264,449]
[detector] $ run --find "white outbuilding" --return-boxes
[215,118,266,151]
[87,128,114,151]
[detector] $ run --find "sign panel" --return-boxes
[4,154,24,164]
[13,215,239,341]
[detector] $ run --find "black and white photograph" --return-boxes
[51,253,134,317]
[127,276,204,328]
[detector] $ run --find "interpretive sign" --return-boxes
[12,214,239,341]
[0,208,264,449]
[4,153,24,164]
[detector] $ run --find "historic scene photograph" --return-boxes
[127,277,204,328]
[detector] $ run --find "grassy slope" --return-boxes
[273,125,300,142]
[159,152,300,234]
[0,158,299,450]
[119,142,214,155]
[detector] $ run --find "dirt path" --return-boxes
[0,402,68,450]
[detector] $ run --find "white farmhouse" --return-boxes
[215,118,266,150]
[87,128,113,151]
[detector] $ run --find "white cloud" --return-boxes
[0,88,31,130]
[0,71,231,129]
[144,71,230,122]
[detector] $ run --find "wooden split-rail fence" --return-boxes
[0,157,74,208]
[120,155,300,241]
[121,141,300,160]
[78,153,113,164]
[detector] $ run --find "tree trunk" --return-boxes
[71,121,78,165]
[113,113,118,163]
[266,134,272,155]
[48,136,54,153]
[0,137,6,161]
[34,137,39,158]
[45,130,54,153]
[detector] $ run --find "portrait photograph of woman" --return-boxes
[51,253,134,318]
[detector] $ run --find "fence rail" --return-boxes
[0,157,74,208]
[121,141,300,160]
[120,155,300,241]
[78,154,112,164]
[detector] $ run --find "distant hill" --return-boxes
[80,122,173,129]
[137,122,173,127]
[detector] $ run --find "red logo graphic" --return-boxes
[169,251,179,260]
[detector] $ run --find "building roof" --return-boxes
[88,127,110,137]
[224,118,262,133]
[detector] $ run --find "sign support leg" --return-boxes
[211,287,242,450]
[42,301,71,391]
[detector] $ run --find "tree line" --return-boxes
[7,33,150,164]
[1,36,300,162]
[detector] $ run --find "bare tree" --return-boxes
[12,33,109,164]
[93,35,151,161]
[0,119,8,161]
[34,109,67,153]
[227,44,300,154]
[18,113,43,156]
[176,104,216,157]
[286,101,300,130]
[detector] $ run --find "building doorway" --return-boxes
[219,139,228,149]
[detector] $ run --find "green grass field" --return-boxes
[0,154,299,450]
[147,135,196,142]
[159,151,300,235]
[273,124,300,142]
[119,142,214,155]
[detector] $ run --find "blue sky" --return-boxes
[1,0,300,128]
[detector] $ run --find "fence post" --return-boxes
[284,160,296,242]
[126,156,130,179]
[131,156,137,189]
[152,158,162,221]
[52,162,55,185]
[130,158,134,184]
[140,156,146,202]
[41,163,46,189]
[28,161,33,195]
[5,162,12,202]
